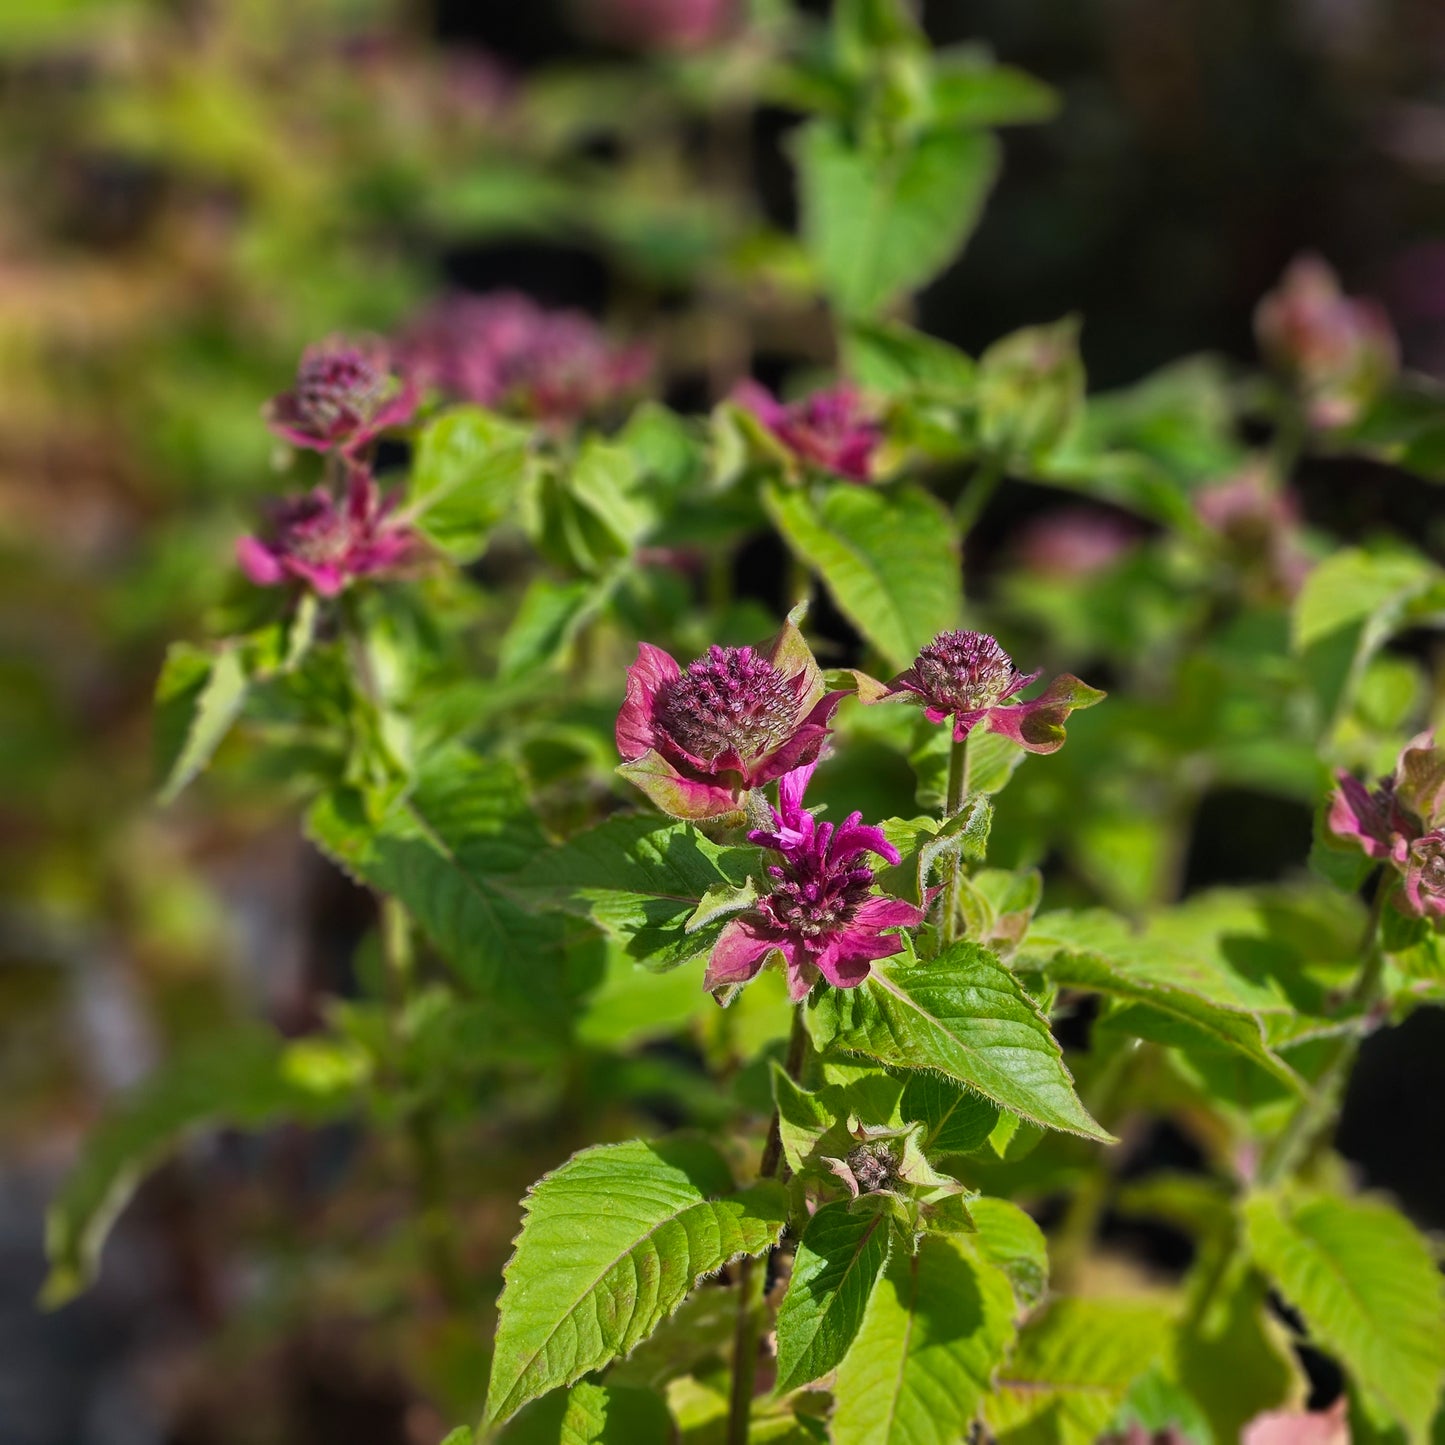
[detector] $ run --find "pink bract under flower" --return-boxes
[616,616,843,820]
[704,762,924,1001]
[265,335,418,458]
[735,381,881,483]
[236,469,417,597]
[1329,732,1445,921]
[395,291,651,423]
[1255,254,1398,429]
[876,629,1104,750]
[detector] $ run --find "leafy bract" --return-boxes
[765,481,962,673]
[484,1138,787,1425]
[43,1027,357,1307]
[1243,1190,1445,1441]
[306,749,569,1029]
[154,641,250,803]
[807,942,1110,1142]
[832,1234,1016,1445]
[774,1201,893,1394]
[502,815,758,972]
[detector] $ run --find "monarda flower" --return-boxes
[616,615,842,820]
[265,335,418,458]
[395,291,650,424]
[734,381,881,484]
[1195,465,1311,602]
[237,469,416,597]
[703,763,923,1000]
[1254,254,1398,429]
[1328,732,1445,921]
[874,630,1103,750]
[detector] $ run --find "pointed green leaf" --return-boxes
[899,1073,999,1155]
[967,1196,1048,1312]
[154,642,250,803]
[1243,1190,1445,1441]
[775,1201,893,1394]
[764,482,962,672]
[485,1138,788,1426]
[498,1381,673,1445]
[832,1235,1017,1445]
[807,943,1111,1142]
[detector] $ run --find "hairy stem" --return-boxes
[1257,875,1389,1189]
[727,1010,809,1445]
[940,732,972,945]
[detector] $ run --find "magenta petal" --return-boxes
[616,642,680,761]
[616,750,741,820]
[749,719,833,788]
[783,947,820,1002]
[733,379,787,430]
[265,414,332,454]
[1327,772,1392,859]
[704,919,783,992]
[290,560,348,597]
[981,674,1106,754]
[813,940,881,989]
[236,536,286,587]
[852,896,926,931]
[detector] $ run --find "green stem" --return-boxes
[1256,875,1389,1189]
[727,1010,808,1445]
[940,732,972,945]
[954,454,1005,537]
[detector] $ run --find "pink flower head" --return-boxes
[616,615,844,820]
[1195,465,1311,600]
[1329,732,1445,920]
[704,762,924,1001]
[735,381,882,483]
[265,335,418,459]
[1255,253,1398,428]
[1014,506,1139,579]
[584,0,738,51]
[1241,1400,1348,1445]
[236,469,416,597]
[883,629,1104,750]
[395,291,651,424]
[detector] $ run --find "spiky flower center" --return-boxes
[294,346,388,431]
[656,645,798,764]
[911,630,1019,714]
[761,857,875,944]
[846,1141,898,1193]
[1413,835,1445,896]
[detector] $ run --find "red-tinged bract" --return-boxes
[735,380,882,483]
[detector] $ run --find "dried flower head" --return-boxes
[616,614,843,820]
[703,762,923,1000]
[396,291,650,423]
[265,335,418,458]
[734,381,882,483]
[236,469,416,597]
[879,629,1104,750]
[1254,254,1398,429]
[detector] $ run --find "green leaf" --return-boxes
[1291,547,1441,653]
[929,51,1060,127]
[1243,1190,1445,1441]
[899,1073,999,1155]
[43,1027,355,1307]
[772,1066,845,1175]
[843,319,975,400]
[484,1138,787,1425]
[503,816,757,973]
[794,121,999,316]
[832,1235,1017,1445]
[1017,910,1303,1090]
[154,642,250,803]
[306,749,569,1028]
[498,1381,673,1445]
[407,406,532,561]
[808,942,1110,1142]
[967,1196,1049,1311]
[774,1201,893,1394]
[985,1298,1172,1444]
[498,577,608,681]
[764,482,962,672]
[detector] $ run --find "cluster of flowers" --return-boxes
[1329,733,1445,922]
[617,619,1102,999]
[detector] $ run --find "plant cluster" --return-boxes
[33,3,1445,1444]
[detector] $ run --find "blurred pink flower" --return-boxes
[237,469,416,597]
[704,762,923,1001]
[1242,1400,1349,1445]
[585,0,738,51]
[735,381,882,483]
[616,622,842,820]
[1014,506,1139,578]
[1195,466,1311,599]
[876,629,1104,751]
[395,292,650,423]
[1255,254,1398,428]
[265,335,418,459]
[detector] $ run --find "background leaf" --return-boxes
[154,642,250,803]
